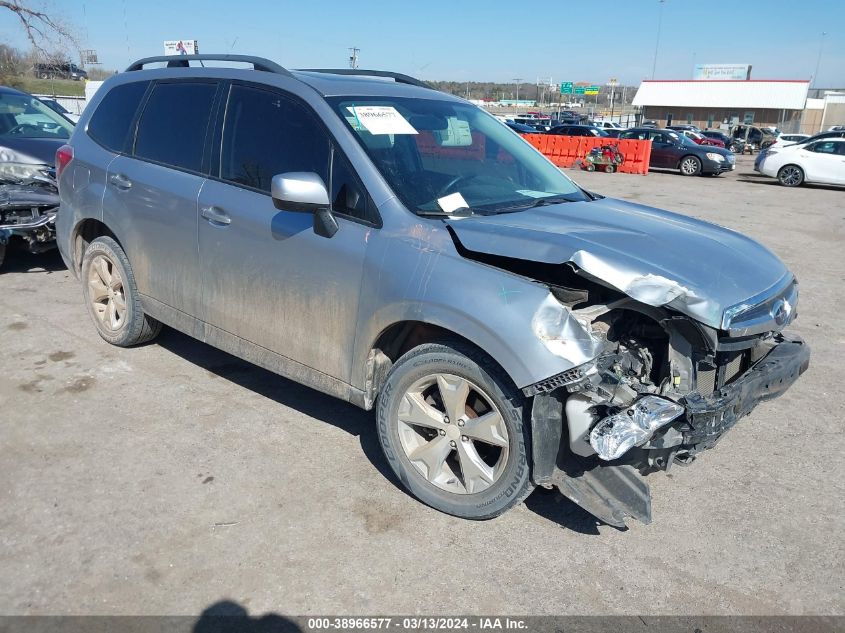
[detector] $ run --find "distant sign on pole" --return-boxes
[584,85,600,95]
[574,86,586,95]
[560,82,573,94]
[164,40,199,56]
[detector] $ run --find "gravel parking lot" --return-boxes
[1,155,843,617]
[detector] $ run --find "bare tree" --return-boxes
[0,0,79,60]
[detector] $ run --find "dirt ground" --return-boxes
[1,155,843,617]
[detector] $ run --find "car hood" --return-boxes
[0,137,64,166]
[446,197,789,329]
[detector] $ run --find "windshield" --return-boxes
[0,92,74,140]
[328,96,589,216]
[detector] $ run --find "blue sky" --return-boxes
[2,0,843,85]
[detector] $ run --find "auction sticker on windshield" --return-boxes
[348,106,418,135]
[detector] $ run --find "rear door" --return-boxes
[197,83,373,383]
[104,80,219,317]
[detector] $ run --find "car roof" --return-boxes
[117,55,456,102]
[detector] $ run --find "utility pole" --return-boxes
[512,78,522,108]
[812,32,827,89]
[651,0,666,80]
[348,47,360,69]
[608,78,618,120]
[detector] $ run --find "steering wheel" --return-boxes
[437,174,476,198]
[5,124,42,136]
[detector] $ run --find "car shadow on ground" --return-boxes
[193,600,301,633]
[157,326,607,534]
[0,247,65,273]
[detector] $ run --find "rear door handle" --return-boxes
[109,173,132,190]
[201,205,231,226]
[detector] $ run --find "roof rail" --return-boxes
[125,54,293,76]
[295,68,431,89]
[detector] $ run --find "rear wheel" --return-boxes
[680,155,702,176]
[81,236,162,346]
[376,342,533,519]
[605,164,616,173]
[777,164,804,187]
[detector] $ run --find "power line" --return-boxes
[651,0,665,80]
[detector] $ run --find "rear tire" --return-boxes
[605,164,616,173]
[777,164,804,187]
[679,155,702,176]
[81,236,162,347]
[376,341,533,519]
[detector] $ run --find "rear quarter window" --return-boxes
[87,81,150,152]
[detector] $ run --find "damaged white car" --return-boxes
[56,56,809,526]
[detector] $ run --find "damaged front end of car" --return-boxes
[525,290,809,528]
[446,202,810,527]
[0,169,60,268]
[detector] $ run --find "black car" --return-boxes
[548,125,608,137]
[621,127,735,176]
[33,62,88,81]
[603,128,625,138]
[506,122,538,134]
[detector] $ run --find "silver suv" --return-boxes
[55,55,809,526]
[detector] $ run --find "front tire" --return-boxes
[81,236,162,347]
[680,155,702,176]
[376,342,533,519]
[777,164,804,187]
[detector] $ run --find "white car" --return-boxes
[767,133,810,149]
[755,138,845,186]
[592,120,623,129]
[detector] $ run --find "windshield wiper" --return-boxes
[416,206,479,218]
[488,196,578,214]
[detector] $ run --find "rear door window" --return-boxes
[87,81,150,152]
[134,81,217,173]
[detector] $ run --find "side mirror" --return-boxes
[271,172,338,238]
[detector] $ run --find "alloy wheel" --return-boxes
[779,166,802,186]
[87,254,127,331]
[681,157,699,175]
[396,373,510,495]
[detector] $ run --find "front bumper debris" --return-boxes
[531,334,810,528]
[680,334,809,452]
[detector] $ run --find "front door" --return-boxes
[802,140,845,185]
[197,83,373,383]
[648,131,677,168]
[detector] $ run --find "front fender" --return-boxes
[350,223,603,393]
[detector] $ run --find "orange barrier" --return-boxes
[523,134,652,175]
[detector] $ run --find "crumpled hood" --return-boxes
[446,197,790,329]
[0,138,64,166]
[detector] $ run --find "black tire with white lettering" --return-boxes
[376,341,533,519]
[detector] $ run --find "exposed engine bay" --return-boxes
[0,181,59,268]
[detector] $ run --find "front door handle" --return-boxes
[109,173,132,190]
[201,206,231,226]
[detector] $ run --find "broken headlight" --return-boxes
[589,395,684,461]
[0,162,54,185]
